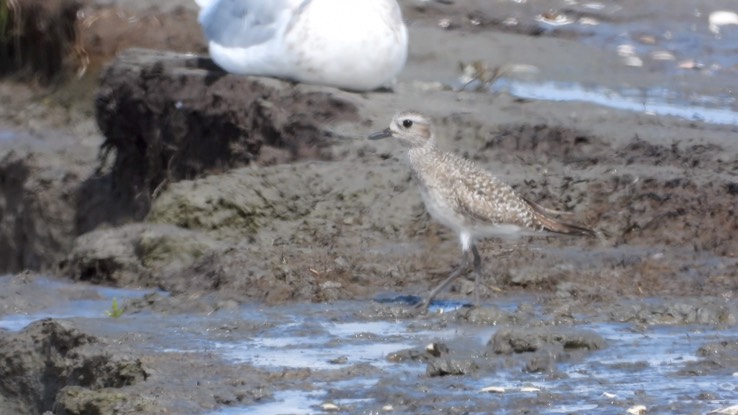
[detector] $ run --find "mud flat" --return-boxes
[1,0,737,413]
[0,275,736,414]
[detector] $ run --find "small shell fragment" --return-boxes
[651,51,675,61]
[617,44,636,56]
[677,59,703,69]
[480,386,506,393]
[709,11,738,34]
[627,405,647,415]
[579,17,599,25]
[710,405,738,415]
[623,56,644,67]
[520,386,541,392]
[438,18,452,29]
[425,342,448,357]
[535,11,575,26]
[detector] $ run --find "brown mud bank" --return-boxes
[1,58,736,305]
[58,48,738,306]
[0,0,734,302]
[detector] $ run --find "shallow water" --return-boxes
[0,275,156,331]
[0,130,17,142]
[496,79,738,126]
[1,278,735,415]
[563,4,738,78]
[464,1,738,127]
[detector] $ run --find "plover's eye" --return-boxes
[402,119,413,128]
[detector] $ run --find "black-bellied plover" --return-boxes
[369,111,595,310]
[196,0,407,91]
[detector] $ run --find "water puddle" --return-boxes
[454,2,738,127]
[0,130,18,142]
[208,302,470,371]
[559,6,738,78]
[496,79,738,126]
[0,277,736,414]
[209,390,322,415]
[0,275,157,331]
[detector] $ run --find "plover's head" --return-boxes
[368,111,434,148]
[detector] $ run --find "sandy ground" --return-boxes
[1,0,737,414]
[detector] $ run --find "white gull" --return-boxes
[196,0,408,91]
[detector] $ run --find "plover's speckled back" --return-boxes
[197,0,407,91]
[369,111,595,310]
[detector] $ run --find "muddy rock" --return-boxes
[0,315,273,414]
[0,130,98,273]
[607,300,737,326]
[426,357,479,377]
[679,340,738,377]
[95,48,359,218]
[419,340,490,377]
[0,319,146,415]
[487,326,606,373]
[61,223,223,287]
[449,305,516,325]
[388,342,450,364]
[138,155,427,302]
[489,326,606,355]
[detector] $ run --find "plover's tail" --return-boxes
[523,197,596,237]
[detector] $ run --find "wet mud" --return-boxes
[1,0,738,414]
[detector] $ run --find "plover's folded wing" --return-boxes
[198,0,296,48]
[451,171,535,229]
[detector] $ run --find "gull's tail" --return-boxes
[194,0,215,9]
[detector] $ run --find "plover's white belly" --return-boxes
[418,185,469,236]
[420,185,526,240]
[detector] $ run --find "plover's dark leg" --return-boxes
[418,249,471,310]
[471,244,482,306]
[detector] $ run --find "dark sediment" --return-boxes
[0,0,82,81]
[93,48,359,220]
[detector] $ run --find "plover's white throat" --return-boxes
[369,111,595,310]
[197,0,408,91]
